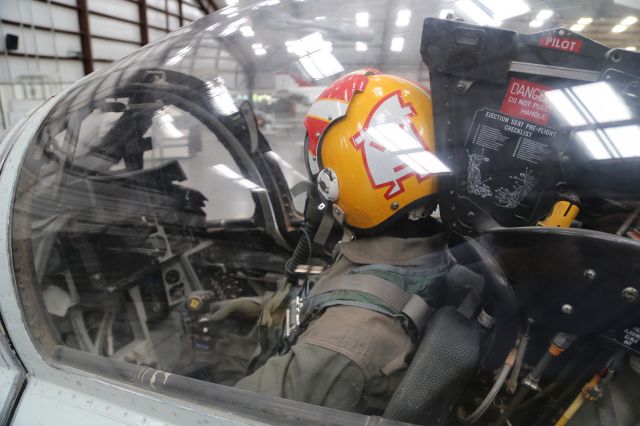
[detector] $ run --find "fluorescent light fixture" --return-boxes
[355,41,367,51]
[530,20,544,27]
[577,17,593,25]
[439,9,454,19]
[621,16,638,25]
[251,43,263,49]
[239,25,254,37]
[612,24,628,32]
[254,48,267,55]
[355,12,369,27]
[536,9,553,20]
[570,24,585,32]
[315,16,326,20]
[396,9,411,27]
[626,46,637,50]
[390,37,405,52]
[225,0,239,5]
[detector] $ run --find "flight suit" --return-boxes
[235,233,452,413]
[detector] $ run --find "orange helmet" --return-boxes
[303,70,449,233]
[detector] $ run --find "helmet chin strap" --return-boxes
[313,209,335,246]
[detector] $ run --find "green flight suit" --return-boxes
[236,234,451,413]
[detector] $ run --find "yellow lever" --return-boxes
[538,200,580,228]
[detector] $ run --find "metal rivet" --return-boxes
[455,82,466,93]
[391,202,399,210]
[622,287,639,303]
[467,211,475,218]
[561,304,574,314]
[584,269,596,280]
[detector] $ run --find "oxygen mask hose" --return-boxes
[284,190,324,283]
[284,221,315,282]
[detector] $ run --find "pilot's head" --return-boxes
[303,69,448,235]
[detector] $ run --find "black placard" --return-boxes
[461,109,566,226]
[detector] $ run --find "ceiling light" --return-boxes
[390,37,404,52]
[254,48,267,55]
[315,16,326,20]
[439,9,454,19]
[355,12,369,27]
[536,9,553,20]
[396,10,411,27]
[225,0,239,5]
[530,20,544,27]
[355,41,367,52]
[251,43,263,49]
[570,24,585,32]
[239,26,254,37]
[626,46,637,50]
[612,24,628,33]
[577,17,593,25]
[621,16,638,26]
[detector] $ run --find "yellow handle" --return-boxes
[538,200,580,228]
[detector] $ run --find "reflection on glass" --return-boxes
[546,82,633,127]
[211,164,265,192]
[286,32,343,80]
[153,111,184,139]
[220,18,248,36]
[205,78,239,116]
[356,122,451,176]
[166,46,192,66]
[577,125,640,160]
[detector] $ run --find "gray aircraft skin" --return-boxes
[2,1,640,425]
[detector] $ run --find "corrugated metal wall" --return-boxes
[0,0,217,131]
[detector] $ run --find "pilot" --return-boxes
[227,70,471,413]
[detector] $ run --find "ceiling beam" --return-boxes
[76,0,93,75]
[138,0,150,46]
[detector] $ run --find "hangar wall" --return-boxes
[0,0,215,131]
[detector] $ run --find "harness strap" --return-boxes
[307,274,431,334]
